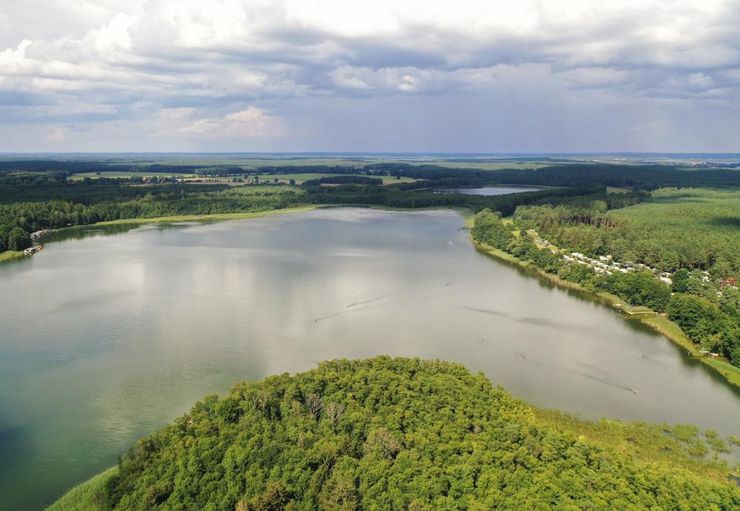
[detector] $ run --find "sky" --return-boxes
[1,0,740,153]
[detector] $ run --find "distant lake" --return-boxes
[0,208,738,510]
[436,186,542,195]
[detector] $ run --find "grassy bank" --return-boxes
[68,171,195,180]
[46,467,117,511]
[92,206,317,227]
[533,408,737,480]
[643,316,740,387]
[471,237,740,388]
[0,250,25,263]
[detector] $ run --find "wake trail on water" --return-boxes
[515,352,639,395]
[315,293,397,323]
[460,305,512,319]
[317,281,461,323]
[346,292,398,309]
[462,305,611,339]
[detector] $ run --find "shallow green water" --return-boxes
[0,208,738,510]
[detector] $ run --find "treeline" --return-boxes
[4,158,740,191]
[94,358,738,510]
[0,173,226,204]
[366,162,492,181]
[472,207,740,366]
[0,160,202,175]
[0,177,598,254]
[366,162,740,189]
[0,186,307,251]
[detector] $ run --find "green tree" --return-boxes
[672,268,691,293]
[7,227,31,251]
[471,209,513,250]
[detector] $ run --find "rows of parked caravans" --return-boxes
[563,252,673,285]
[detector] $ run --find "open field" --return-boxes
[417,160,549,170]
[255,173,416,184]
[606,186,632,194]
[70,171,417,185]
[63,157,549,172]
[180,173,417,185]
[69,171,195,180]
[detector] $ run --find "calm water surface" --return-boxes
[437,186,542,195]
[0,208,738,510]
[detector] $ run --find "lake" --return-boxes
[436,186,542,195]
[0,208,738,510]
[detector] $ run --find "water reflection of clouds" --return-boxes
[47,289,137,314]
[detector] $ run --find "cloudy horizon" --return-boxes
[2,1,740,153]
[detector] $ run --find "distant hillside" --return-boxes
[50,357,739,510]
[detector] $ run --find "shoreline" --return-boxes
[92,205,318,227]
[470,237,740,388]
[1,205,462,264]
[0,207,318,264]
[0,250,24,263]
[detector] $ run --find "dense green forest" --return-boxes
[0,164,600,253]
[514,188,740,274]
[50,358,739,510]
[366,162,740,189]
[471,188,740,367]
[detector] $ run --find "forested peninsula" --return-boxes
[49,357,739,511]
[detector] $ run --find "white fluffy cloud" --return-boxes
[158,106,284,138]
[1,0,740,151]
